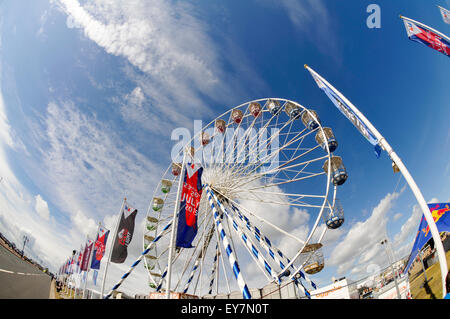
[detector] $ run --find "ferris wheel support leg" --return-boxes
[227,198,316,295]
[206,186,252,299]
[224,194,318,291]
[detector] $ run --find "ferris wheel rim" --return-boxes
[143,97,342,296]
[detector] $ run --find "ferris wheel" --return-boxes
[142,98,348,299]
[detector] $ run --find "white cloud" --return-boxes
[393,212,402,221]
[57,0,223,110]
[327,191,401,275]
[35,194,50,221]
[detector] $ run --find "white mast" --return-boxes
[165,148,189,299]
[305,64,448,298]
[100,198,126,298]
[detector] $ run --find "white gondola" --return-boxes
[324,199,344,229]
[315,127,338,153]
[231,109,243,124]
[161,179,172,194]
[301,110,321,130]
[301,243,324,275]
[215,119,226,134]
[266,99,281,115]
[152,197,164,212]
[249,102,262,117]
[323,156,348,186]
[284,102,303,120]
[172,163,181,176]
[201,131,210,146]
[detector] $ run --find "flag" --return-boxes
[69,254,76,274]
[91,226,110,270]
[401,16,450,57]
[81,239,93,271]
[438,6,450,25]
[77,246,83,273]
[403,203,450,273]
[111,201,138,263]
[305,65,382,158]
[176,163,204,248]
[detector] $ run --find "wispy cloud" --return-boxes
[259,0,340,58]
[327,191,401,276]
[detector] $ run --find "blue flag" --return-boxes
[91,227,110,270]
[176,163,204,248]
[306,65,382,158]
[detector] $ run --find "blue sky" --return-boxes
[0,0,449,296]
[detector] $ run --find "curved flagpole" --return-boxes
[305,64,448,298]
[400,15,450,42]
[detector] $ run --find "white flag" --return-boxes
[439,6,450,25]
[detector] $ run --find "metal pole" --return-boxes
[418,248,430,283]
[305,65,448,298]
[101,198,126,298]
[22,235,29,257]
[381,239,401,299]
[166,150,188,299]
[83,222,101,299]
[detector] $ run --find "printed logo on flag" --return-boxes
[118,228,131,246]
[421,204,449,237]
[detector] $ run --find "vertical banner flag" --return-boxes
[403,203,450,272]
[401,16,450,57]
[77,246,83,273]
[305,65,382,158]
[91,227,110,270]
[111,202,138,263]
[176,163,204,248]
[81,239,93,271]
[438,6,450,25]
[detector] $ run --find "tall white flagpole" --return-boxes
[165,148,189,299]
[101,198,126,298]
[305,64,448,298]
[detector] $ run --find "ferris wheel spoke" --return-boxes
[226,144,324,192]
[225,201,316,289]
[236,124,318,178]
[213,188,306,245]
[226,112,295,175]
[220,108,283,178]
[229,123,309,180]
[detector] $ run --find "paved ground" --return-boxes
[0,244,52,298]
